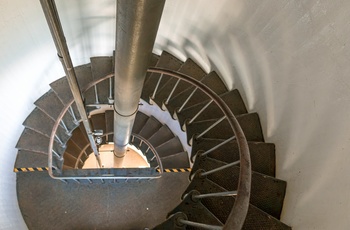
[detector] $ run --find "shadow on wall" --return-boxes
[156,0,350,228]
[0,1,116,228]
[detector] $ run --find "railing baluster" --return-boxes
[68,105,78,124]
[192,191,237,199]
[151,73,163,100]
[94,85,99,104]
[54,134,65,147]
[188,99,213,125]
[164,78,180,105]
[139,139,144,149]
[108,77,114,104]
[177,87,197,113]
[178,219,222,230]
[195,116,226,140]
[201,160,240,177]
[200,136,236,157]
[52,149,62,159]
[60,120,70,134]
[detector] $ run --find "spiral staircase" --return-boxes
[13,50,292,229]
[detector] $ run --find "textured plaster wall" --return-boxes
[1,0,350,229]
[157,1,350,229]
[0,0,115,229]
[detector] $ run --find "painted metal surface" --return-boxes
[39,0,102,167]
[113,0,166,160]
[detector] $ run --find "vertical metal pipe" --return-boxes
[113,0,166,162]
[40,0,102,167]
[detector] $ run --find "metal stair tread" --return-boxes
[192,140,276,176]
[141,51,183,102]
[138,116,163,139]
[155,136,184,158]
[50,77,73,105]
[183,174,236,224]
[34,89,78,132]
[16,128,50,154]
[14,150,48,169]
[151,58,207,108]
[86,56,113,105]
[158,151,190,169]
[148,124,175,148]
[167,189,224,228]
[200,71,228,95]
[187,112,264,142]
[50,64,93,106]
[63,153,80,168]
[22,107,55,138]
[132,111,150,134]
[192,156,286,219]
[157,58,207,115]
[178,58,206,81]
[64,139,82,159]
[34,89,65,120]
[90,56,113,80]
[183,175,290,229]
[175,89,248,128]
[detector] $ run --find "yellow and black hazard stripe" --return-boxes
[14,167,49,173]
[157,168,192,173]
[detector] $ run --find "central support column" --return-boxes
[113,0,165,166]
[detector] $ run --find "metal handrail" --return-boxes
[130,133,164,173]
[147,68,251,230]
[48,74,113,177]
[48,73,167,180]
[48,67,251,228]
[73,131,164,174]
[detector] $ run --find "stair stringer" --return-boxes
[139,98,192,167]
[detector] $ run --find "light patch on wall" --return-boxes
[229,35,256,109]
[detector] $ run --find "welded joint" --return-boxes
[113,104,139,118]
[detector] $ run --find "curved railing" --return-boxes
[130,133,164,172]
[48,73,113,175]
[73,131,164,173]
[48,66,251,229]
[147,68,252,230]
[49,74,161,180]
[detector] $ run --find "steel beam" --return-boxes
[113,0,165,163]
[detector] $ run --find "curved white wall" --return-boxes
[1,0,350,229]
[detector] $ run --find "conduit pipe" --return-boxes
[113,0,165,165]
[40,0,102,167]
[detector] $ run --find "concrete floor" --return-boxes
[17,171,190,230]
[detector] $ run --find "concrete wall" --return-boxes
[1,0,350,229]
